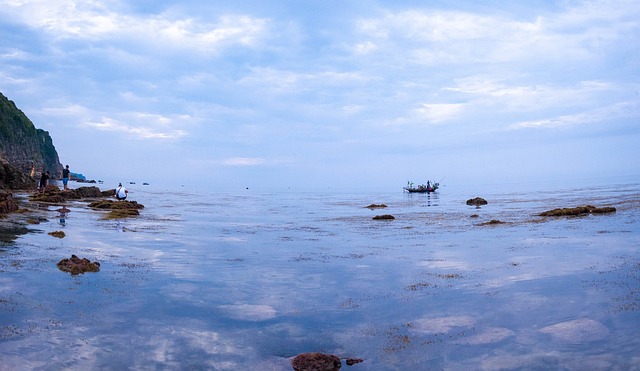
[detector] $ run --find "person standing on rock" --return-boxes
[115,183,128,200]
[38,171,49,192]
[61,165,70,190]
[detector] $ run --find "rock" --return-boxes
[57,255,100,275]
[372,214,395,220]
[0,191,18,213]
[480,219,504,226]
[365,204,387,209]
[539,205,616,217]
[466,197,488,206]
[345,358,363,366]
[0,92,64,188]
[291,353,341,371]
[88,199,144,219]
[48,231,65,238]
[31,186,106,202]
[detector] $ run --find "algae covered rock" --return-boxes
[88,199,144,219]
[31,186,108,202]
[291,353,341,371]
[466,197,488,206]
[57,255,100,275]
[539,205,616,217]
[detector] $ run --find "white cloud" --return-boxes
[510,101,639,129]
[2,0,269,54]
[222,157,266,166]
[84,115,188,140]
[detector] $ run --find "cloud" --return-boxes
[3,1,269,54]
[509,101,639,130]
[222,157,266,166]
[84,114,189,140]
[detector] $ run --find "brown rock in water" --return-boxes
[345,358,364,366]
[539,205,616,217]
[48,231,65,238]
[0,191,19,213]
[365,204,387,209]
[372,214,395,220]
[480,219,505,226]
[32,186,109,202]
[57,255,100,275]
[291,353,341,371]
[466,197,488,206]
[88,199,144,219]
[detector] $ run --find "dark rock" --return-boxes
[372,214,395,220]
[57,255,100,275]
[31,186,124,203]
[365,204,387,209]
[48,231,66,238]
[345,358,364,366]
[0,191,18,213]
[88,199,144,219]
[466,197,488,206]
[0,92,63,188]
[480,219,504,225]
[291,353,341,371]
[539,205,616,217]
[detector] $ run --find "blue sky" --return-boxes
[1,0,638,190]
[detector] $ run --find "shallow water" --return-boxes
[1,181,639,370]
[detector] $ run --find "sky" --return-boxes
[1,0,639,191]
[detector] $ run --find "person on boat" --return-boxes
[426,180,431,190]
[115,183,128,200]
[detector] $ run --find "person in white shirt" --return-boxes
[115,183,128,200]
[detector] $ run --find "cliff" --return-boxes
[0,92,63,189]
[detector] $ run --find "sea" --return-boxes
[1,177,639,370]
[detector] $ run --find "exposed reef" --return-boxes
[30,185,113,203]
[539,205,616,217]
[88,199,144,219]
[57,255,100,275]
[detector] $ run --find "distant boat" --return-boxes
[403,182,439,193]
[129,182,136,184]
[143,182,149,185]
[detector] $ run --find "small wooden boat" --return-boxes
[403,182,439,193]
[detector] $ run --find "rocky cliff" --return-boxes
[0,92,63,189]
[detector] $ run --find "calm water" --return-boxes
[1,180,639,370]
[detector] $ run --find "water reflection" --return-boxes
[1,184,639,370]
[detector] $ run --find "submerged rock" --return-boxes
[291,353,341,371]
[57,255,100,275]
[466,197,488,206]
[539,205,616,217]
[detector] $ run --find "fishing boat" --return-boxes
[403,181,439,193]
